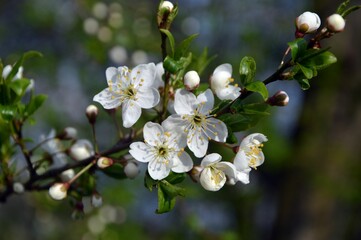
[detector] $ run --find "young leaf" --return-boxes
[5,51,42,83]
[160,29,175,57]
[174,33,198,60]
[101,164,127,180]
[239,56,256,86]
[288,38,307,62]
[165,172,186,184]
[0,105,16,121]
[297,79,310,90]
[24,94,47,118]
[144,171,157,192]
[301,51,337,70]
[297,63,314,79]
[245,81,268,100]
[9,79,30,97]
[156,180,185,214]
[191,47,217,76]
[163,56,182,74]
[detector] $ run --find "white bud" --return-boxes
[97,157,113,169]
[60,169,75,182]
[63,127,78,139]
[69,139,94,161]
[91,193,103,208]
[161,1,174,12]
[124,161,139,179]
[49,183,68,200]
[296,11,321,33]
[184,70,200,91]
[326,14,345,32]
[86,104,98,124]
[13,182,25,194]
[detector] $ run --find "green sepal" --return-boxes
[288,38,307,62]
[174,34,198,60]
[239,56,256,86]
[244,81,268,100]
[101,163,127,180]
[160,29,175,58]
[164,172,186,185]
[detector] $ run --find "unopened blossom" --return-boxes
[124,161,140,179]
[234,133,268,174]
[129,121,193,180]
[199,153,238,191]
[2,65,23,80]
[163,89,228,158]
[160,1,174,12]
[326,14,345,32]
[184,70,200,91]
[69,139,94,161]
[86,104,98,124]
[93,63,160,128]
[210,64,241,100]
[13,182,25,194]
[296,11,321,33]
[49,183,69,200]
[97,157,113,169]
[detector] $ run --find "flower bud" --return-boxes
[58,127,78,140]
[86,104,98,124]
[184,70,200,91]
[160,1,174,12]
[13,182,25,194]
[267,91,289,106]
[124,161,139,179]
[326,14,345,33]
[296,11,321,34]
[60,169,75,182]
[91,193,103,208]
[49,182,69,200]
[69,139,94,161]
[97,157,114,169]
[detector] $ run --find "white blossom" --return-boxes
[233,133,268,183]
[49,183,68,200]
[199,153,238,191]
[93,63,160,128]
[163,89,228,158]
[129,121,193,180]
[2,65,23,80]
[210,64,241,100]
[69,139,94,161]
[296,11,321,33]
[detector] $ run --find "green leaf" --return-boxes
[226,128,238,144]
[174,34,198,60]
[164,172,186,184]
[101,164,127,179]
[156,180,185,214]
[144,171,157,191]
[337,0,350,14]
[0,105,16,121]
[230,101,269,115]
[212,99,232,115]
[297,79,310,90]
[218,113,255,132]
[239,56,256,86]
[163,56,182,74]
[297,63,313,79]
[24,94,47,117]
[174,52,193,83]
[245,81,268,100]
[5,51,42,83]
[301,51,337,70]
[9,79,30,97]
[160,29,175,57]
[288,38,307,62]
[191,47,217,76]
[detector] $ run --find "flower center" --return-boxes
[210,166,224,185]
[124,85,137,99]
[246,142,264,169]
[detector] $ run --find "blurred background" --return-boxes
[0,0,361,239]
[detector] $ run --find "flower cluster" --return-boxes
[93,62,268,191]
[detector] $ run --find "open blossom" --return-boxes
[234,133,268,176]
[163,89,228,158]
[199,153,238,191]
[210,64,241,100]
[93,63,160,128]
[129,121,193,180]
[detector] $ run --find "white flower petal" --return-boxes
[122,100,141,128]
[153,62,165,89]
[148,159,171,180]
[162,114,187,132]
[174,89,197,115]
[240,133,268,148]
[143,122,164,146]
[237,169,251,184]
[131,63,156,88]
[216,161,238,184]
[200,153,222,167]
[171,151,193,173]
[216,85,241,100]
[135,88,160,109]
[197,89,214,115]
[213,63,232,76]
[129,142,153,163]
[188,129,209,158]
[199,167,226,191]
[205,118,228,142]
[234,150,250,171]
[93,88,122,109]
